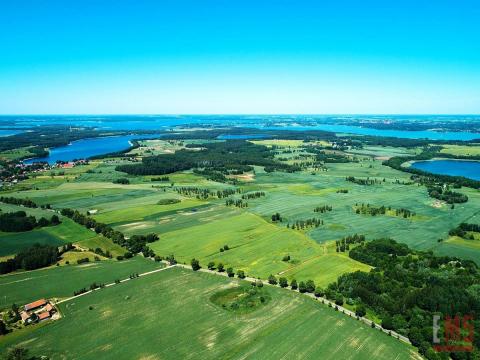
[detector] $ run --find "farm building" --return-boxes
[21,299,57,325]
[24,299,47,312]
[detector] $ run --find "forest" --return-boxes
[0,211,60,232]
[116,140,300,176]
[328,238,480,360]
[0,244,59,274]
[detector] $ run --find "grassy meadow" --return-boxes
[0,256,163,308]
[0,267,419,360]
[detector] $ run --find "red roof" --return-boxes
[38,312,51,320]
[45,304,53,312]
[24,299,47,311]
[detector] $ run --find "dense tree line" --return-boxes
[175,186,239,200]
[336,234,365,252]
[354,203,415,218]
[0,244,59,274]
[314,205,332,213]
[346,176,381,186]
[151,176,170,182]
[225,198,248,208]
[241,191,265,200]
[287,218,323,230]
[0,196,38,208]
[60,208,156,256]
[449,223,480,239]
[330,238,480,359]
[0,211,60,232]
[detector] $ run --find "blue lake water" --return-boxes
[0,129,23,137]
[2,115,480,141]
[24,134,155,164]
[257,124,480,141]
[410,160,480,180]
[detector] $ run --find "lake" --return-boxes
[410,159,480,180]
[24,134,155,164]
[257,124,480,141]
[0,129,23,137]
[2,115,480,141]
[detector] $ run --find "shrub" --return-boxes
[268,274,277,285]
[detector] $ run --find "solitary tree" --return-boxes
[290,279,298,290]
[279,277,288,288]
[207,261,215,270]
[227,267,234,277]
[237,270,246,279]
[268,274,277,285]
[298,281,307,293]
[305,280,316,293]
[217,263,225,272]
[191,258,201,271]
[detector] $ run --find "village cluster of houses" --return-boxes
[20,299,57,325]
[0,159,89,188]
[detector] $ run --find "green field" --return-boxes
[0,256,163,308]
[0,267,419,360]
[150,212,371,287]
[0,202,101,256]
[439,144,480,157]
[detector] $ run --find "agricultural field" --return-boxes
[150,211,371,287]
[439,144,480,157]
[345,145,420,158]
[0,256,163,308]
[0,202,101,257]
[0,267,418,360]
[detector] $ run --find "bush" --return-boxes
[279,277,288,288]
[290,279,298,290]
[226,267,234,277]
[268,274,277,285]
[157,198,181,205]
[217,263,225,272]
[355,304,366,317]
[191,258,201,271]
[237,270,246,279]
[113,178,130,184]
[116,255,124,261]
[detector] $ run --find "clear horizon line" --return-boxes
[1,113,480,117]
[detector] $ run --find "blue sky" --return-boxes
[0,0,479,114]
